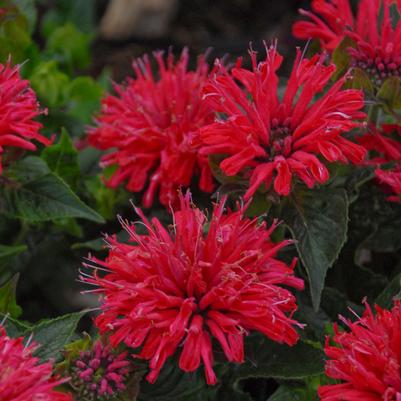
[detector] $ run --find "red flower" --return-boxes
[293,0,401,88]
[358,124,401,164]
[200,46,366,199]
[0,61,50,173]
[319,301,401,401]
[376,167,401,202]
[358,124,401,202]
[292,0,358,51]
[82,193,304,385]
[0,325,72,401]
[88,49,215,208]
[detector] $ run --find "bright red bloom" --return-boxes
[319,301,401,401]
[82,193,304,385]
[358,124,401,202]
[88,49,215,208]
[292,0,358,51]
[358,124,401,164]
[0,61,50,173]
[0,325,72,401]
[200,46,366,199]
[376,167,401,202]
[294,0,401,87]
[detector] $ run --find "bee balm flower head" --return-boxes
[0,61,50,173]
[82,193,304,385]
[200,45,366,199]
[319,301,401,401]
[0,325,72,401]
[88,49,215,208]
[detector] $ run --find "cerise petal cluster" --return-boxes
[0,325,72,401]
[0,61,50,173]
[70,340,131,400]
[200,46,366,199]
[358,124,401,202]
[88,49,215,208]
[319,302,401,401]
[292,0,358,51]
[294,0,401,88]
[82,193,304,385]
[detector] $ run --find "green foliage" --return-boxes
[0,156,104,223]
[0,244,27,282]
[46,23,91,71]
[0,275,22,318]
[235,335,325,381]
[30,311,85,361]
[29,61,69,107]
[284,188,349,311]
[41,128,80,188]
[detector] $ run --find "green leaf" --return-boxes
[332,36,354,79]
[235,335,325,380]
[46,23,91,70]
[30,311,85,361]
[140,361,211,401]
[0,156,104,223]
[0,244,27,280]
[377,76,401,110]
[283,188,349,310]
[0,313,31,337]
[351,68,374,93]
[29,61,69,107]
[66,76,103,123]
[268,386,302,401]
[375,271,401,309]
[41,128,79,188]
[0,275,22,318]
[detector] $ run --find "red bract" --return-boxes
[0,61,49,173]
[82,193,304,385]
[200,46,366,199]
[358,124,401,202]
[0,326,72,401]
[319,302,401,401]
[294,0,401,87]
[376,168,401,202]
[292,0,358,51]
[88,49,215,208]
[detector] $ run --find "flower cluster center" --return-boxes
[352,51,401,87]
[71,346,130,401]
[270,117,293,157]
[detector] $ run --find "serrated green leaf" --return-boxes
[41,128,79,188]
[30,311,86,361]
[268,386,302,401]
[0,275,22,318]
[0,156,104,223]
[283,188,349,310]
[0,313,31,337]
[235,335,325,381]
